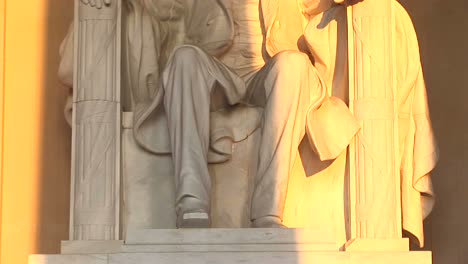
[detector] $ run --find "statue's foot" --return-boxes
[177,210,210,228]
[251,216,286,228]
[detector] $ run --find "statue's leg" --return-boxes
[162,45,245,227]
[248,51,326,227]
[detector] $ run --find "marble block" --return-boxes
[123,228,339,252]
[32,229,431,264]
[30,251,432,264]
[29,255,108,264]
[108,251,431,264]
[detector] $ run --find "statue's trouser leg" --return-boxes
[162,45,246,216]
[249,51,326,221]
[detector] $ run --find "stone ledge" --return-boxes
[125,228,336,245]
[124,228,339,252]
[62,229,340,254]
[30,251,432,264]
[61,240,123,254]
[45,230,431,264]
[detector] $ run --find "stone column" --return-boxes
[70,0,121,240]
[347,0,403,245]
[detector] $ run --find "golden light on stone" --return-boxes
[1,0,442,263]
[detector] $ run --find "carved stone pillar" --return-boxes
[70,0,121,240]
[347,0,402,243]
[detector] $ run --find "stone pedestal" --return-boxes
[29,229,431,264]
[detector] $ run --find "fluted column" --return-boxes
[347,0,402,242]
[70,0,122,240]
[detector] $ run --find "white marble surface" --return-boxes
[30,251,431,264]
[68,0,121,240]
[121,125,176,231]
[31,229,430,264]
[345,238,409,252]
[121,243,338,253]
[29,254,108,264]
[110,252,432,264]
[125,228,335,245]
[124,228,339,252]
[61,240,123,254]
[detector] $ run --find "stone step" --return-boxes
[30,251,432,264]
[33,230,431,264]
[62,229,340,254]
[125,228,337,245]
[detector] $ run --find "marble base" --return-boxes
[29,229,432,264]
[30,251,432,264]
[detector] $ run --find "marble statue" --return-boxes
[59,0,437,248]
[122,0,362,229]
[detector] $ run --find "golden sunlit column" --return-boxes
[70,0,121,240]
[346,0,405,249]
[1,1,48,263]
[0,0,4,259]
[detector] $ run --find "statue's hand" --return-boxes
[80,0,111,9]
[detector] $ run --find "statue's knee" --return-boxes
[266,51,314,97]
[272,51,311,73]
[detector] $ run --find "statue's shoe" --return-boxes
[251,216,286,228]
[177,210,210,228]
